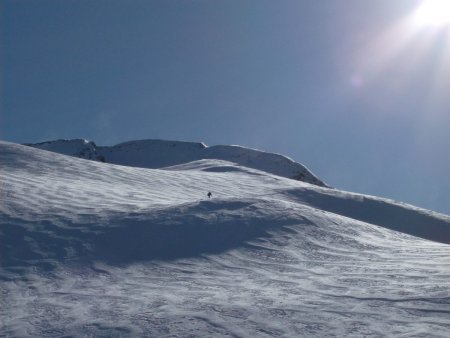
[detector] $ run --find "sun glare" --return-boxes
[414,0,450,27]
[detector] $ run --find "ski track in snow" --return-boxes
[1,141,450,337]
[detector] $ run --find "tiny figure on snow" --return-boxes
[207,192,212,199]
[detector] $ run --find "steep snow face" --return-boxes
[203,145,325,187]
[2,141,450,337]
[26,138,327,186]
[24,139,100,160]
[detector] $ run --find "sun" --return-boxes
[414,0,450,27]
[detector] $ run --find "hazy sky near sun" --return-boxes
[1,0,450,214]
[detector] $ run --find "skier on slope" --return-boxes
[207,192,212,199]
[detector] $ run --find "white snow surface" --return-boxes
[2,140,450,337]
[25,138,327,187]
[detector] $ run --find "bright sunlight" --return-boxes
[414,0,450,27]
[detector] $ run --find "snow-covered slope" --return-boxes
[25,138,327,186]
[2,141,450,337]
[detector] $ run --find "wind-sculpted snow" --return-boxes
[284,188,450,245]
[26,138,327,186]
[2,141,450,337]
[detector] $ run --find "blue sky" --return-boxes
[2,0,450,214]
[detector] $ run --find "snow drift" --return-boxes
[2,140,450,337]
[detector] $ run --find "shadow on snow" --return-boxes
[0,199,305,272]
[285,188,450,245]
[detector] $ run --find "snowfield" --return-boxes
[1,140,450,337]
[25,138,327,187]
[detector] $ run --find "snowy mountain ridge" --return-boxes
[25,138,327,187]
[2,140,450,337]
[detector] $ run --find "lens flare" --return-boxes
[414,0,450,27]
[348,1,450,118]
